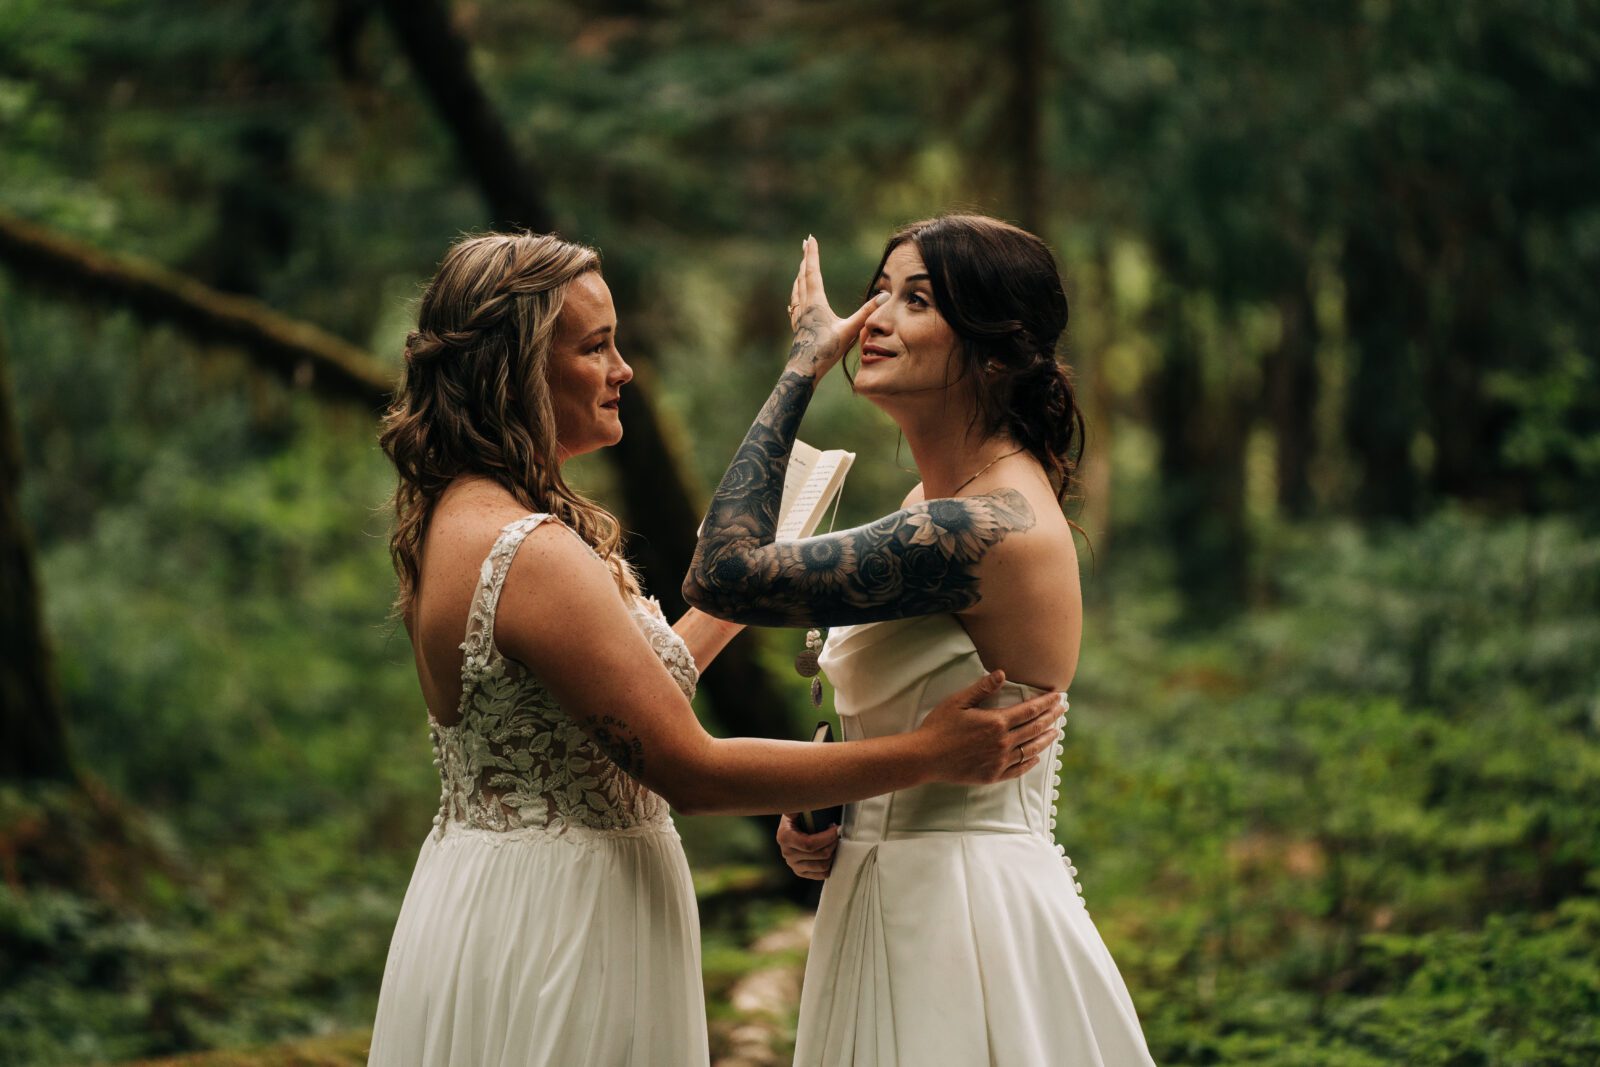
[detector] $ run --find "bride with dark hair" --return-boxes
[365,230,1066,1065]
[686,216,1156,1065]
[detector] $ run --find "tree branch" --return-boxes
[0,210,392,412]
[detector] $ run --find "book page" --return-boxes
[778,440,821,531]
[699,438,854,540]
[776,440,854,540]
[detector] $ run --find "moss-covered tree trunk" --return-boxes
[0,328,73,781]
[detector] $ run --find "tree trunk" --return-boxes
[375,1,798,863]
[1266,279,1320,519]
[1007,0,1045,233]
[1150,286,1250,618]
[374,0,557,235]
[0,328,74,781]
[1341,226,1421,520]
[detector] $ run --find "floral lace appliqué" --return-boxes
[427,514,698,837]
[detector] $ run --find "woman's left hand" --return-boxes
[786,235,886,380]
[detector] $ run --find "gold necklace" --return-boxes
[952,447,1024,496]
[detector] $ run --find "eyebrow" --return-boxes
[578,324,615,342]
[875,271,932,284]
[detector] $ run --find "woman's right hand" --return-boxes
[786,235,885,381]
[777,814,839,881]
[916,671,1063,785]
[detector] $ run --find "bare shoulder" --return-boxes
[492,518,632,666]
[957,481,1083,687]
[964,483,1080,614]
[900,481,927,509]
[413,489,535,632]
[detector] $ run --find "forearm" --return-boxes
[672,608,745,671]
[665,731,933,817]
[692,367,815,559]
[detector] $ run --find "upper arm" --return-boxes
[494,524,712,799]
[682,488,1036,628]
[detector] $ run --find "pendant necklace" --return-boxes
[950,446,1024,497]
[794,482,848,708]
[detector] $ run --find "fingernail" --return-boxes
[874,292,889,305]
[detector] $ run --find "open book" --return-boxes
[775,439,855,540]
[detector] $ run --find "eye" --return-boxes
[590,339,609,354]
[907,291,929,308]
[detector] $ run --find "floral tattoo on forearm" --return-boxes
[682,367,1035,627]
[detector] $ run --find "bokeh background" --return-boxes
[3,1,1598,1063]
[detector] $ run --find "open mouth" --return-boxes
[600,398,620,410]
[860,345,898,363]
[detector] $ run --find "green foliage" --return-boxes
[1062,512,1600,1065]
[1,0,1597,1062]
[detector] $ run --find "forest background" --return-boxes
[2,1,1598,1064]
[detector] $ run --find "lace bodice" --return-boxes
[427,514,698,837]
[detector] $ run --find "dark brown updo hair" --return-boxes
[868,214,1085,503]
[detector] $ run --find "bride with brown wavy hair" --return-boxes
[364,231,1068,1066]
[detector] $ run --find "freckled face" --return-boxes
[854,244,963,402]
[549,272,633,460]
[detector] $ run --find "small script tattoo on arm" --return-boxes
[583,714,646,779]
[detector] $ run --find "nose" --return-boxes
[863,298,892,337]
[609,350,633,387]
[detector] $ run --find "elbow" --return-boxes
[656,780,723,817]
[664,792,710,817]
[651,737,729,817]
[680,570,711,613]
[681,566,744,624]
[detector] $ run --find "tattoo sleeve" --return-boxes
[682,366,1035,627]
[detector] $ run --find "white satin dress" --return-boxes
[793,613,1156,1066]
[368,514,708,1066]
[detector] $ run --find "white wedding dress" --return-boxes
[368,514,708,1066]
[793,613,1156,1066]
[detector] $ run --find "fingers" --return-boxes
[777,815,839,854]
[950,669,1007,709]
[1002,689,1063,731]
[784,830,839,857]
[790,858,834,880]
[797,237,813,312]
[789,267,802,329]
[802,234,832,316]
[778,814,838,879]
[998,755,1042,781]
[838,290,888,343]
[1016,725,1057,762]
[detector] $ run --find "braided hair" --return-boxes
[867,214,1085,503]
[380,232,638,618]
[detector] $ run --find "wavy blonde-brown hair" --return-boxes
[380,231,638,618]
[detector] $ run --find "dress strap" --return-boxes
[459,514,550,684]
